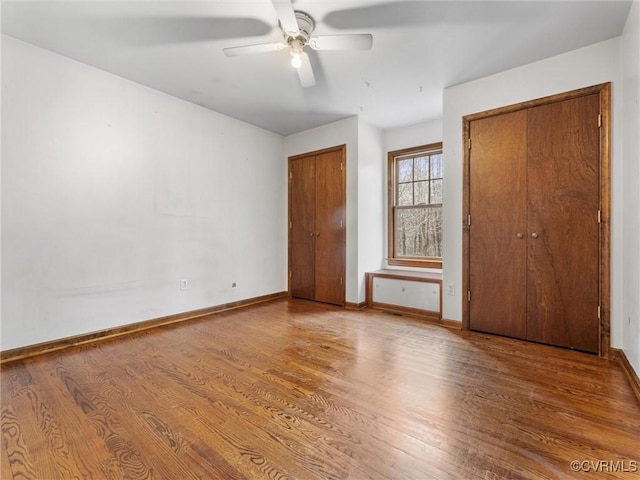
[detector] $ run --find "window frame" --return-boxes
[387,142,443,269]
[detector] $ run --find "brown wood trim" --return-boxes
[387,151,394,266]
[611,348,640,405]
[366,269,443,282]
[369,302,441,322]
[463,83,611,122]
[388,143,443,159]
[461,83,611,358]
[0,291,288,365]
[599,84,611,358]
[440,318,463,330]
[365,272,373,307]
[366,269,443,320]
[344,301,367,311]
[288,144,345,162]
[462,116,471,331]
[365,269,442,322]
[387,258,443,269]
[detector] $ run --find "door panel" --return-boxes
[526,95,600,352]
[469,111,528,338]
[314,149,346,305]
[289,156,316,300]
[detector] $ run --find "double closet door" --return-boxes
[289,145,346,306]
[467,91,603,353]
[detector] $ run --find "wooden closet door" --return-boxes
[314,149,345,305]
[526,94,600,352]
[289,146,346,306]
[289,155,316,300]
[469,111,528,338]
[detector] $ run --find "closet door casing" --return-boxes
[467,91,602,353]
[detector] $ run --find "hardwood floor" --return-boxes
[2,299,639,479]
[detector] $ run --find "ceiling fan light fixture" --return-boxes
[291,52,302,69]
[289,38,304,69]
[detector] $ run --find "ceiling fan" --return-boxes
[223,0,373,88]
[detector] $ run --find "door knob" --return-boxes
[315,233,320,237]
[309,232,315,237]
[531,232,539,238]
[516,233,524,239]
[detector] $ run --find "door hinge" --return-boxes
[467,214,471,226]
[467,291,471,302]
[340,277,343,286]
[597,305,601,319]
[289,221,292,229]
[598,114,602,128]
[597,210,601,224]
[289,171,292,180]
[341,162,343,171]
[467,138,472,149]
[289,271,292,278]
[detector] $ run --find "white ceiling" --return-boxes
[1,0,633,135]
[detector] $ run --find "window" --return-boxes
[388,143,443,268]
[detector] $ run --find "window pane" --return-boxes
[397,183,413,206]
[430,179,443,204]
[414,181,427,205]
[395,206,442,257]
[414,156,428,181]
[397,158,413,183]
[430,154,443,179]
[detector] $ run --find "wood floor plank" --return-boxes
[20,357,139,479]
[1,403,38,480]
[48,348,252,479]
[75,334,346,480]
[0,430,14,480]
[1,298,639,479]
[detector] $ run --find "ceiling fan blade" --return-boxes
[296,52,316,88]
[272,0,299,36]
[223,42,287,57]
[96,17,273,46]
[309,34,373,51]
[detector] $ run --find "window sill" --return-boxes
[387,258,443,269]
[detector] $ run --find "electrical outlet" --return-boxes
[447,283,455,296]
[180,279,188,291]
[232,282,237,288]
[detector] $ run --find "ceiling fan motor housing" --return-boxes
[284,11,315,46]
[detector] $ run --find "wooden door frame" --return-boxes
[288,144,347,305]
[462,83,611,357]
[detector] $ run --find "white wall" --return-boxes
[357,119,384,301]
[384,119,443,153]
[621,0,640,374]
[0,34,3,337]
[442,38,624,338]
[1,36,287,350]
